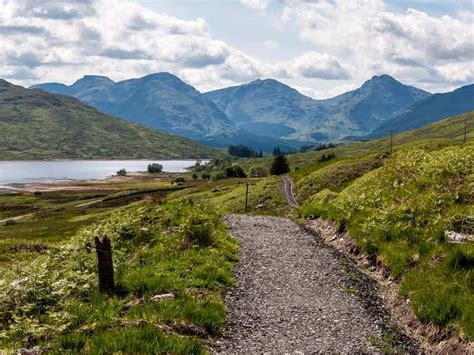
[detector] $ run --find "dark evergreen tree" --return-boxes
[272,146,282,156]
[228,144,258,157]
[270,154,290,175]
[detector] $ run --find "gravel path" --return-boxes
[214,215,418,354]
[280,177,299,207]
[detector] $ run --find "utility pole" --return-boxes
[386,130,396,154]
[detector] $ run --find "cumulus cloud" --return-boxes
[241,0,269,11]
[0,0,260,87]
[0,0,472,96]
[280,0,474,91]
[285,52,350,80]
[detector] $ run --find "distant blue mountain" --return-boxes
[364,84,474,139]
[32,73,304,152]
[205,75,431,142]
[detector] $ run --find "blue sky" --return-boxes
[1,0,473,98]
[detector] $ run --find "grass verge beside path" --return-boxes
[0,199,238,353]
[299,142,474,339]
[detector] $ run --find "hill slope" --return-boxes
[0,79,221,160]
[32,73,237,142]
[366,84,474,138]
[205,75,431,142]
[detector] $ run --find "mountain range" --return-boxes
[32,73,473,150]
[32,73,303,152]
[205,75,430,142]
[0,79,220,160]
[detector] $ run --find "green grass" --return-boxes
[56,326,204,354]
[299,142,474,338]
[0,199,238,352]
[170,176,291,216]
[296,153,387,201]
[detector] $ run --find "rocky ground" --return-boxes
[213,215,419,354]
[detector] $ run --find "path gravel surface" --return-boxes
[214,215,418,354]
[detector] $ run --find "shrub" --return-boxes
[192,173,198,180]
[147,163,163,174]
[248,166,268,178]
[231,164,246,178]
[116,168,127,176]
[4,219,17,226]
[211,171,226,181]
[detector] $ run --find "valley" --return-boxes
[0,78,473,352]
[2,1,473,353]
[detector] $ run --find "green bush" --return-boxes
[211,171,226,181]
[248,166,268,178]
[147,163,163,174]
[116,168,127,176]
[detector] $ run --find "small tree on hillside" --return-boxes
[270,154,290,175]
[116,168,127,176]
[147,163,163,173]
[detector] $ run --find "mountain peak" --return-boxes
[73,75,114,86]
[371,74,396,81]
[363,74,401,88]
[249,78,282,86]
[140,72,181,82]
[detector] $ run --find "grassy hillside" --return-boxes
[299,142,474,339]
[0,79,221,160]
[0,199,238,352]
[238,111,473,173]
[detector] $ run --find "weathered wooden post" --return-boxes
[244,182,249,213]
[94,235,115,295]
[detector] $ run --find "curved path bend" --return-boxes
[214,215,418,354]
[281,176,299,207]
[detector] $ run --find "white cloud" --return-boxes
[264,40,279,49]
[0,0,472,96]
[240,0,269,11]
[284,51,350,80]
[280,0,474,91]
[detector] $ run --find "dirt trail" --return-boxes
[281,176,299,207]
[214,215,418,353]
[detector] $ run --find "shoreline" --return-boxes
[0,171,186,193]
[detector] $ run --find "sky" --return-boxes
[0,0,473,98]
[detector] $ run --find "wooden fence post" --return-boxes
[94,235,115,296]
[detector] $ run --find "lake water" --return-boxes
[0,160,205,186]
